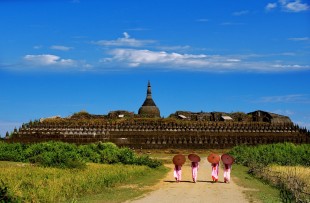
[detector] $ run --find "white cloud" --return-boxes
[93,32,155,47]
[258,94,310,103]
[196,19,209,22]
[273,109,295,116]
[271,64,309,69]
[33,45,43,49]
[104,48,242,70]
[266,3,278,10]
[285,0,309,12]
[24,54,76,67]
[101,48,310,72]
[233,10,249,16]
[221,22,245,26]
[156,45,191,51]
[50,45,73,51]
[268,0,309,12]
[288,37,309,41]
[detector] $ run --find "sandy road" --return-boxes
[128,159,249,203]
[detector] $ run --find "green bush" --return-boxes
[25,142,85,168]
[98,142,120,164]
[133,155,163,168]
[229,143,310,167]
[0,142,26,162]
[118,148,135,164]
[0,141,162,169]
[77,144,101,163]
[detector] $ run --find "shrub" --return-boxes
[229,143,310,167]
[0,141,162,169]
[118,147,135,164]
[77,144,101,163]
[0,142,26,162]
[98,142,120,164]
[133,155,162,168]
[25,142,85,168]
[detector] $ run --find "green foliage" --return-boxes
[0,142,26,162]
[24,142,85,169]
[0,180,19,203]
[98,142,120,164]
[229,142,310,167]
[0,141,162,169]
[77,144,101,163]
[133,155,163,168]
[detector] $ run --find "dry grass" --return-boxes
[0,161,167,202]
[253,165,310,202]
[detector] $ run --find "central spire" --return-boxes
[147,80,152,99]
[138,81,160,117]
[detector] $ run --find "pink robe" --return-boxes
[174,165,182,181]
[224,164,232,182]
[191,162,199,182]
[211,163,219,181]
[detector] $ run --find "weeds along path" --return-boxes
[128,159,249,203]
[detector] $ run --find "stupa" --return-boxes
[138,81,160,118]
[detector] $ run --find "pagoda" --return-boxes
[138,81,160,118]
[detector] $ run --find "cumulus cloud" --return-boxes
[232,10,249,16]
[50,45,73,51]
[284,0,309,12]
[93,32,155,47]
[104,48,243,70]
[266,3,278,10]
[266,0,309,12]
[24,54,76,67]
[101,48,310,72]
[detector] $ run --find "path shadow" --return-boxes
[164,180,193,183]
[197,180,226,184]
[164,180,226,184]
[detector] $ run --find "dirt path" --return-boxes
[128,159,250,203]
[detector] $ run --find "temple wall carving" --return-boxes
[6,123,309,148]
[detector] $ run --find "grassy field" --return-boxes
[232,164,282,203]
[259,165,310,202]
[2,148,303,203]
[0,161,169,203]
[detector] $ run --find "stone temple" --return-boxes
[138,81,160,118]
[5,81,310,148]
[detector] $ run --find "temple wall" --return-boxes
[6,127,309,149]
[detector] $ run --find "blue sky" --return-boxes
[0,0,309,136]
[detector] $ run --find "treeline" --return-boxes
[0,141,162,169]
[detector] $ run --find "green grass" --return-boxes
[0,161,169,203]
[77,165,169,203]
[232,164,282,203]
